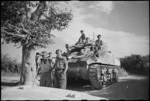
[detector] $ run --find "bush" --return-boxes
[120,54,149,76]
[1,54,21,74]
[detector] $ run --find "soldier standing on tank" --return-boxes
[53,49,68,89]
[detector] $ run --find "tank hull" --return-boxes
[67,61,89,80]
[67,61,120,80]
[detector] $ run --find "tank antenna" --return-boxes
[93,32,95,43]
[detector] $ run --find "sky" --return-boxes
[1,1,149,63]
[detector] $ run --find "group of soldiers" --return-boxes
[35,49,68,89]
[65,30,104,57]
[35,30,116,89]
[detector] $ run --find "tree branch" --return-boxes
[1,28,26,39]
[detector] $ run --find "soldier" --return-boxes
[79,30,86,43]
[47,52,55,87]
[85,37,91,43]
[65,44,71,54]
[39,51,53,87]
[85,37,93,47]
[35,52,42,75]
[47,52,52,59]
[54,49,68,89]
[95,34,103,51]
[75,38,84,45]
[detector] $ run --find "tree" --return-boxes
[1,1,73,85]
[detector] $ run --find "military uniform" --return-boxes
[79,33,86,43]
[54,56,68,89]
[47,57,55,87]
[35,55,41,75]
[95,39,103,50]
[39,58,53,87]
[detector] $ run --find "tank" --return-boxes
[64,40,121,89]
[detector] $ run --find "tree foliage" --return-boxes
[1,1,73,50]
[120,54,149,75]
[1,1,73,85]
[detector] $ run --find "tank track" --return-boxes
[88,64,103,89]
[88,64,119,89]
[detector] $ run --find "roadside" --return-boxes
[1,74,149,100]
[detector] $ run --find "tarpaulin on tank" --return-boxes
[96,51,120,66]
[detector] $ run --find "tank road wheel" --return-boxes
[113,73,119,82]
[112,69,119,82]
[88,64,103,89]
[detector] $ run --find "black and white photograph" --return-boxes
[1,1,149,100]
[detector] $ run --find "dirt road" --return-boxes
[1,75,149,100]
[67,75,149,100]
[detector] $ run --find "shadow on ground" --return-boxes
[67,79,97,92]
[1,81,20,87]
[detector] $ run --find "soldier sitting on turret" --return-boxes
[85,37,93,46]
[95,34,103,51]
[75,38,84,45]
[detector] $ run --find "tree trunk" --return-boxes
[20,45,36,85]
[20,1,46,86]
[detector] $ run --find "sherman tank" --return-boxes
[64,40,121,89]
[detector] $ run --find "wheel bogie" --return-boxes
[88,64,119,89]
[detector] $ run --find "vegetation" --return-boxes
[1,54,21,75]
[120,54,149,76]
[1,1,73,85]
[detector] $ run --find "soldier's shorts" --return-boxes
[40,72,52,87]
[55,70,67,89]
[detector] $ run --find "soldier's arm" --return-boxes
[51,58,57,70]
[95,40,97,46]
[63,58,68,73]
[39,60,43,72]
